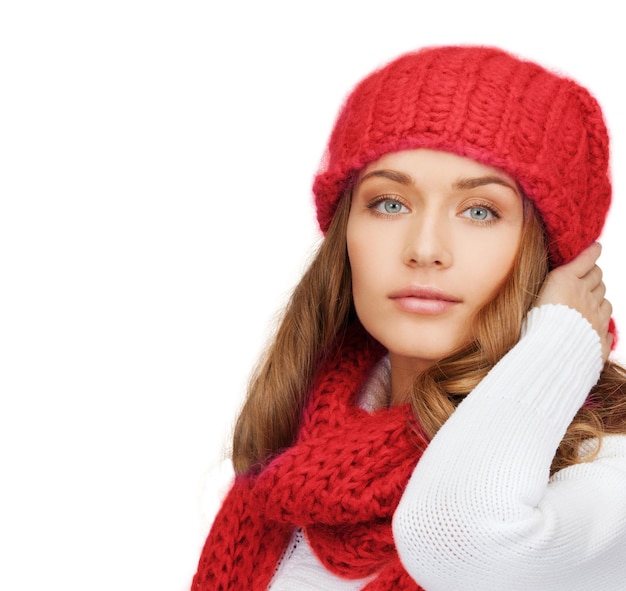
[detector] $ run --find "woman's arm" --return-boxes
[393,304,626,590]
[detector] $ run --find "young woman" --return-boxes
[192,46,626,590]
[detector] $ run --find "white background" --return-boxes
[1,1,625,590]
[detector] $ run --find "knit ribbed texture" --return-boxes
[268,529,373,591]
[191,324,429,590]
[194,307,626,590]
[392,305,626,590]
[313,46,611,267]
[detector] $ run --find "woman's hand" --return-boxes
[536,242,613,363]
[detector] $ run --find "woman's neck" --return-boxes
[388,352,432,406]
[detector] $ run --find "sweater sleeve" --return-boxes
[392,304,626,591]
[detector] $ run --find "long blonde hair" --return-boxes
[232,194,626,474]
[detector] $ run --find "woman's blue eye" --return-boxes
[373,199,408,214]
[463,206,495,221]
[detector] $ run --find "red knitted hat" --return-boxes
[313,46,611,268]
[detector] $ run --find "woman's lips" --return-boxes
[388,287,462,315]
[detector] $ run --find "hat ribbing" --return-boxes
[313,46,611,267]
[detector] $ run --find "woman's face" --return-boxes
[347,149,524,383]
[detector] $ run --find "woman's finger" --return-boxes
[592,280,607,301]
[564,242,602,278]
[584,265,603,289]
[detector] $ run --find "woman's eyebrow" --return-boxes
[357,169,413,186]
[454,175,518,193]
[358,170,519,195]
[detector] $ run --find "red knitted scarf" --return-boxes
[192,326,429,590]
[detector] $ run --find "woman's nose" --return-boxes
[401,213,452,268]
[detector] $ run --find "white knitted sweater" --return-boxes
[266,305,626,590]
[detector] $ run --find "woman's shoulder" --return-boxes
[586,434,626,455]
[550,434,626,483]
